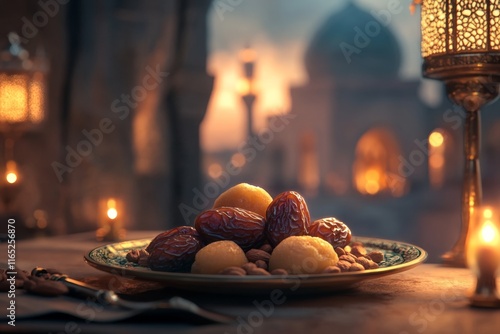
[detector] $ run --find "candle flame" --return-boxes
[6,172,17,184]
[107,207,118,220]
[483,208,493,219]
[106,198,118,220]
[481,221,497,244]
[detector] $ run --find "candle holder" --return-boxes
[466,207,500,308]
[419,0,500,267]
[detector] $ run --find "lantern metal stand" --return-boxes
[420,1,500,267]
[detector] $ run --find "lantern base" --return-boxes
[470,293,500,308]
[469,271,500,308]
[441,248,467,268]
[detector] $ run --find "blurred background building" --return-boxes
[2,0,500,262]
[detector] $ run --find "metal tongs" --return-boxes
[31,267,234,324]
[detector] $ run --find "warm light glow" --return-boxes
[481,221,497,244]
[240,48,256,63]
[0,73,44,124]
[429,131,444,147]
[428,129,447,189]
[364,169,381,195]
[231,153,246,168]
[29,73,45,123]
[6,172,17,184]
[467,207,500,274]
[421,1,500,57]
[202,45,299,152]
[236,77,252,96]
[5,160,18,184]
[0,74,28,122]
[207,163,223,179]
[483,208,493,219]
[429,155,444,168]
[353,128,406,196]
[106,199,118,220]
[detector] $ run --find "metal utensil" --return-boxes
[31,267,234,324]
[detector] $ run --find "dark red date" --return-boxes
[146,226,199,253]
[309,217,351,248]
[195,207,266,251]
[148,234,203,272]
[265,191,310,247]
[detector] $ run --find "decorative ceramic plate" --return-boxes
[84,237,427,295]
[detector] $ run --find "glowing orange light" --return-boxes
[5,161,18,184]
[481,220,498,244]
[231,153,246,168]
[208,163,223,179]
[0,73,44,124]
[6,172,17,184]
[240,48,256,63]
[236,78,252,96]
[429,131,444,147]
[106,199,118,220]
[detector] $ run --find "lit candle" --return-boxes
[5,160,18,184]
[96,198,125,242]
[467,207,500,308]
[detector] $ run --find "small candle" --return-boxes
[5,160,19,184]
[467,207,500,308]
[96,198,125,242]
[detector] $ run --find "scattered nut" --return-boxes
[246,267,271,276]
[369,261,379,269]
[351,245,367,257]
[367,251,384,263]
[339,255,355,264]
[351,241,364,248]
[334,247,346,257]
[246,249,271,263]
[349,263,365,272]
[270,268,288,276]
[126,249,141,263]
[138,249,150,267]
[259,244,273,254]
[337,260,351,272]
[355,256,372,269]
[255,260,268,270]
[241,262,258,274]
[218,266,247,276]
[322,266,341,274]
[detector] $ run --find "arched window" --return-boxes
[353,128,406,196]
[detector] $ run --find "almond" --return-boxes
[245,249,271,263]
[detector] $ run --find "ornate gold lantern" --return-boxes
[0,32,47,211]
[419,0,500,267]
[0,32,47,132]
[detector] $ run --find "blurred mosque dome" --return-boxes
[304,2,402,79]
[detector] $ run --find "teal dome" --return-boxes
[305,3,402,78]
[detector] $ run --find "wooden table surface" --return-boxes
[1,231,499,334]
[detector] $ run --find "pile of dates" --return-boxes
[126,183,384,275]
